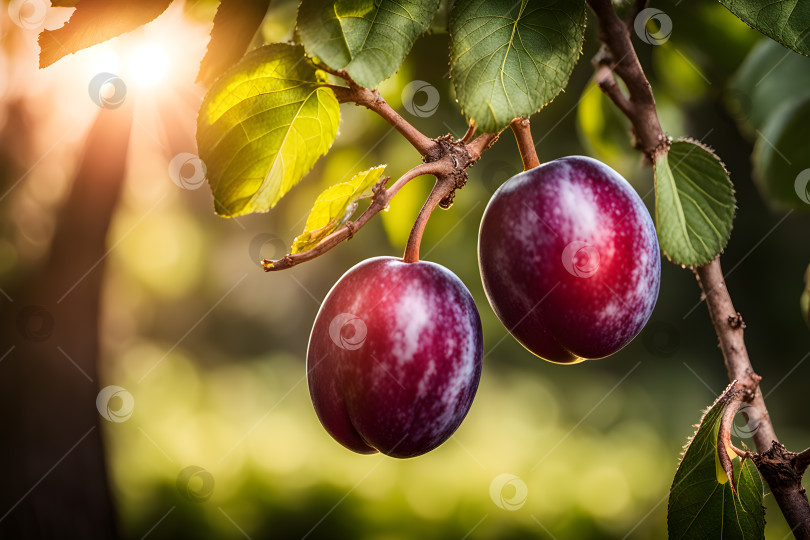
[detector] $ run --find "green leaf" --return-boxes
[752,95,810,211]
[196,43,340,218]
[291,165,386,253]
[197,0,272,85]
[668,386,765,540]
[718,0,810,57]
[38,0,172,68]
[296,0,441,89]
[653,140,736,266]
[449,0,586,133]
[728,38,810,134]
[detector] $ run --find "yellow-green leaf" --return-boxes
[196,43,340,217]
[291,165,387,253]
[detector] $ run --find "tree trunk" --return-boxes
[0,100,133,539]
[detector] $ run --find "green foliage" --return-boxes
[38,0,172,68]
[197,0,272,85]
[752,96,810,211]
[668,387,765,539]
[576,80,635,177]
[728,39,810,134]
[449,0,586,133]
[196,43,340,217]
[653,140,736,266]
[296,0,440,89]
[718,0,810,57]
[291,165,386,254]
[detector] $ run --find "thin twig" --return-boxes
[403,175,456,263]
[262,162,441,271]
[327,83,436,156]
[509,117,540,170]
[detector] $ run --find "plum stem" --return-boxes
[589,0,810,533]
[403,175,456,263]
[509,117,540,170]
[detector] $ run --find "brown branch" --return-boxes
[262,162,441,271]
[588,0,810,535]
[795,447,810,477]
[327,83,436,157]
[509,117,540,170]
[403,174,456,263]
[586,0,667,160]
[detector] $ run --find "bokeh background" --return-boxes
[1,0,809,538]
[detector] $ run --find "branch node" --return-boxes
[728,312,746,329]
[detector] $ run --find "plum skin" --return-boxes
[307,257,483,458]
[478,156,661,363]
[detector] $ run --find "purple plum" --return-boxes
[307,257,483,457]
[478,156,660,363]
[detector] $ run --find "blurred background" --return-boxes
[0,0,808,538]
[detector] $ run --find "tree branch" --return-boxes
[587,0,810,535]
[262,162,441,271]
[328,83,436,157]
[509,117,540,170]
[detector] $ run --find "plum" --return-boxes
[478,156,660,363]
[307,257,482,457]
